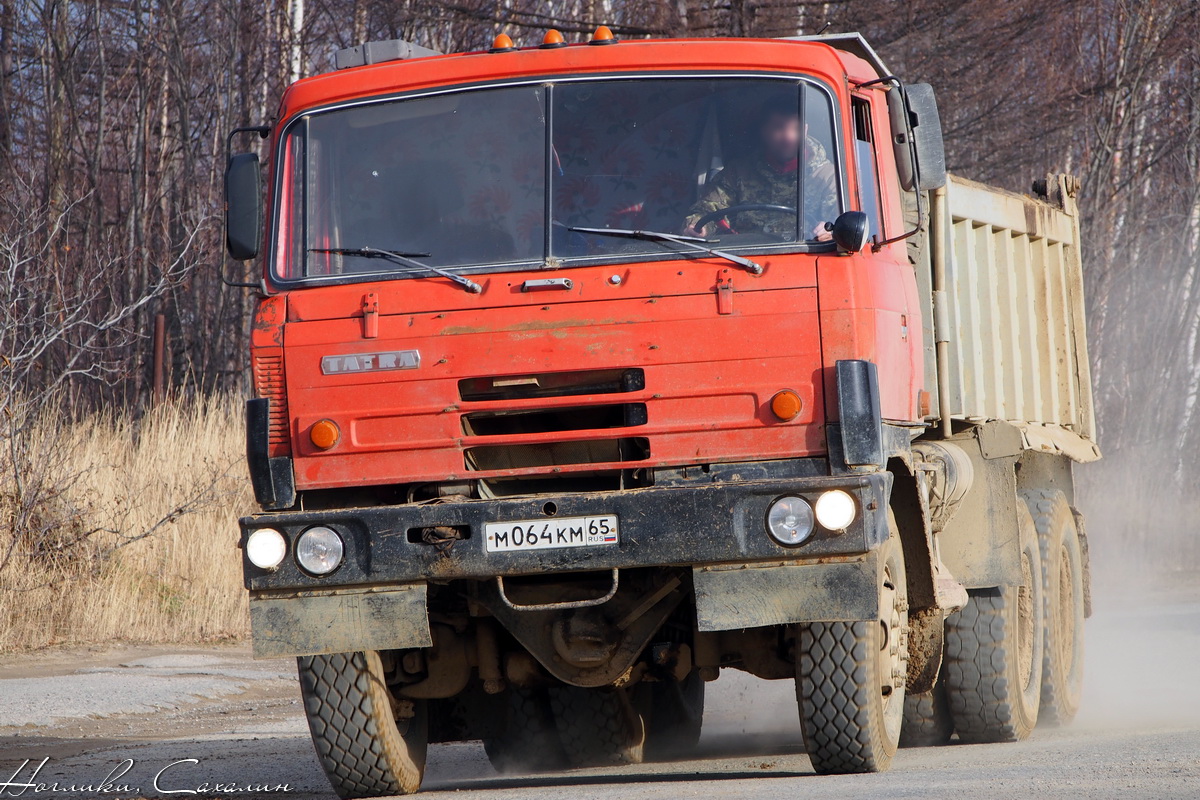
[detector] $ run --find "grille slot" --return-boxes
[462,403,647,437]
[252,354,290,447]
[465,438,650,472]
[459,368,644,402]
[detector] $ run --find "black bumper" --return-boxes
[240,470,892,592]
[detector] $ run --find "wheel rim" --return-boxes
[1017,551,1035,692]
[879,555,908,739]
[1056,543,1076,671]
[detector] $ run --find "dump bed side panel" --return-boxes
[918,174,1096,445]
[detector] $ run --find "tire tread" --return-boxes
[798,620,893,773]
[483,688,568,773]
[1022,488,1085,727]
[297,652,424,798]
[548,686,644,768]
[900,680,954,747]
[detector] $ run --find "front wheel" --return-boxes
[297,651,427,799]
[796,512,908,773]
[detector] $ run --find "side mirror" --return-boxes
[886,89,915,192]
[225,152,262,261]
[903,84,947,191]
[830,211,870,253]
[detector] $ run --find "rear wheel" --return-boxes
[549,685,646,767]
[900,677,954,747]
[482,687,569,774]
[796,512,908,773]
[1023,489,1086,726]
[297,651,427,799]
[644,671,705,760]
[944,503,1044,742]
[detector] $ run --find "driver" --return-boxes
[684,97,837,241]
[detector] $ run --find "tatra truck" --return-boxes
[225,29,1098,797]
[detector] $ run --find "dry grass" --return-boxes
[0,394,254,652]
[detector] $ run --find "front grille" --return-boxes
[252,354,290,448]
[458,368,644,402]
[462,403,647,437]
[464,438,650,472]
[458,368,650,476]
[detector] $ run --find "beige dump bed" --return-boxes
[917,174,1100,461]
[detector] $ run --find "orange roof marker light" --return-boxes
[541,29,567,48]
[489,33,516,53]
[589,25,617,45]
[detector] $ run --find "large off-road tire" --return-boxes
[297,651,427,799]
[900,678,954,747]
[644,671,705,760]
[482,687,569,774]
[1022,489,1086,726]
[796,513,908,773]
[944,503,1044,743]
[548,685,646,767]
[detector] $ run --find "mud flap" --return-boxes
[249,583,432,658]
[693,553,880,632]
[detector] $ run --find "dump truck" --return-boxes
[225,30,1098,798]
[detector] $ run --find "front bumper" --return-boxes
[240,467,892,591]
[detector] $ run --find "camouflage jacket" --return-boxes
[686,138,838,239]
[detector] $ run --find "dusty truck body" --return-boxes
[225,30,1097,797]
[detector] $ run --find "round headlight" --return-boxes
[245,528,287,570]
[815,489,857,531]
[766,496,815,547]
[296,526,344,575]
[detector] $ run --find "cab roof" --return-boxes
[277,35,885,124]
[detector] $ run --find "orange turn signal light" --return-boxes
[590,25,616,44]
[490,33,515,52]
[918,389,932,419]
[541,29,566,48]
[771,390,803,422]
[310,419,341,450]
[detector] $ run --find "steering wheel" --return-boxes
[693,203,797,232]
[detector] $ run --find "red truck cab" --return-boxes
[226,31,1089,799]
[244,35,925,497]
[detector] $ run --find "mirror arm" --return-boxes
[225,125,271,162]
[855,74,900,89]
[871,211,923,252]
[221,262,261,290]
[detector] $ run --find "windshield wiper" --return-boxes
[567,227,763,275]
[310,246,482,293]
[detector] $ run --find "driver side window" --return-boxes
[852,96,884,244]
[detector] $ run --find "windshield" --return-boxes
[274,77,842,283]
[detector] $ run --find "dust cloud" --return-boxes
[696,467,1200,744]
[1073,466,1200,731]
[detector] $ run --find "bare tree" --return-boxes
[0,179,207,572]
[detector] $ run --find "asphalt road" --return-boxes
[2,596,1198,800]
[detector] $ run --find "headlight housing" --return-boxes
[814,489,857,531]
[766,496,815,546]
[245,528,287,570]
[296,526,345,575]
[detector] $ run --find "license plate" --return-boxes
[484,515,619,553]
